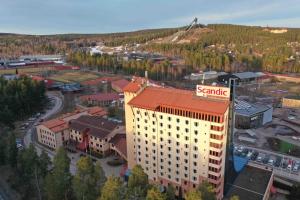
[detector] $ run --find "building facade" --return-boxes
[36,107,106,150]
[124,80,230,200]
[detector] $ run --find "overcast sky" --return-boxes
[0,0,299,35]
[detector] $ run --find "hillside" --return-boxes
[1,24,300,73]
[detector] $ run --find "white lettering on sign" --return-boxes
[196,85,230,99]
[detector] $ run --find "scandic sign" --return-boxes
[196,85,230,99]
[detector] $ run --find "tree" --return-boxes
[185,189,203,200]
[38,150,51,177]
[128,165,148,189]
[146,187,166,200]
[72,156,101,200]
[166,185,175,200]
[0,137,6,165]
[94,161,107,191]
[99,176,124,200]
[45,147,72,200]
[197,181,216,200]
[289,184,300,200]
[230,195,240,200]
[7,132,18,168]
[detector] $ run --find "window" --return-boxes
[144,119,148,123]
[168,124,171,129]
[185,120,189,125]
[185,128,189,133]
[152,128,156,132]
[194,130,198,135]
[152,121,155,125]
[152,113,156,117]
[176,149,180,153]
[185,136,189,141]
[144,112,148,116]
[184,166,188,171]
[193,162,197,166]
[193,154,198,159]
[176,118,180,123]
[160,115,163,119]
[194,122,198,127]
[194,146,198,151]
[176,134,180,139]
[184,152,188,156]
[168,117,171,121]
[194,138,198,143]
[176,126,180,131]
[160,123,163,127]
[160,138,163,142]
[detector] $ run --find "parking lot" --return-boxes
[234,144,300,175]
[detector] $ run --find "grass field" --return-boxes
[50,71,100,83]
[0,67,52,75]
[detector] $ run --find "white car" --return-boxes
[287,164,292,171]
[293,164,299,172]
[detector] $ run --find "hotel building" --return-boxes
[124,78,230,199]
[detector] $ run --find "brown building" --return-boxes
[36,107,106,150]
[282,96,300,108]
[80,93,120,107]
[69,115,125,156]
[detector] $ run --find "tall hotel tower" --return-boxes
[124,77,230,200]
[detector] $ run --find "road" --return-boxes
[23,91,63,148]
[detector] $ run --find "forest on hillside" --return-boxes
[1,24,300,73]
[143,24,300,73]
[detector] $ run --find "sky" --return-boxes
[0,0,299,35]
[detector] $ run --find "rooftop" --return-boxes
[284,95,300,100]
[69,115,118,139]
[235,100,272,117]
[111,79,130,90]
[225,165,272,200]
[233,72,261,79]
[109,134,127,158]
[128,86,229,115]
[41,118,68,132]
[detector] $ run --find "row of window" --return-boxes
[157,106,223,123]
[41,140,56,148]
[40,129,54,136]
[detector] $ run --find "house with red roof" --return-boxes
[111,79,130,93]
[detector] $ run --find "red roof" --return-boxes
[87,106,107,116]
[80,93,120,102]
[111,79,130,91]
[41,118,68,132]
[128,86,229,115]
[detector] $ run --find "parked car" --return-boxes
[293,164,299,172]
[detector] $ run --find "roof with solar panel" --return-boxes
[234,100,272,117]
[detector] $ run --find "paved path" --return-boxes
[24,92,63,148]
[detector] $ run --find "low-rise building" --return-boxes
[69,115,124,156]
[79,93,120,107]
[235,100,273,129]
[282,96,300,108]
[36,107,106,150]
[111,79,130,92]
